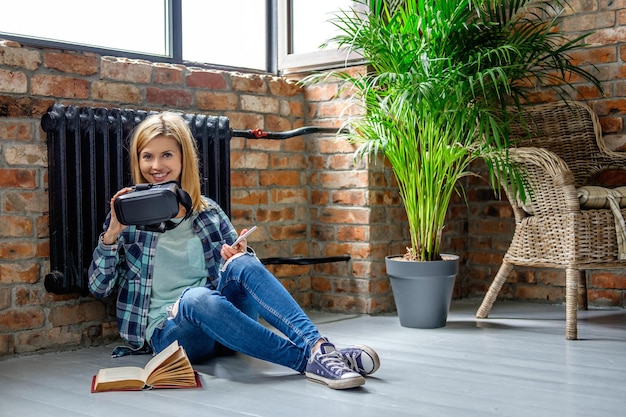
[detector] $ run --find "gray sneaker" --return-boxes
[305,342,365,389]
[338,345,380,376]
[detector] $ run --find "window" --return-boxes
[0,0,168,56]
[277,0,365,74]
[181,0,267,71]
[0,0,363,74]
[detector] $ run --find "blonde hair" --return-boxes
[129,112,207,212]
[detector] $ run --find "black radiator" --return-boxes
[42,104,231,295]
[42,104,349,296]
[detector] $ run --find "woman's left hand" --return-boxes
[220,229,249,260]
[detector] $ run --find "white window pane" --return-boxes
[291,0,352,54]
[0,0,168,56]
[182,0,266,70]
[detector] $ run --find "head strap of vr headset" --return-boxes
[137,181,193,233]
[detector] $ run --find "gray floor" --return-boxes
[1,299,625,417]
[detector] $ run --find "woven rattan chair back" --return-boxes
[477,101,626,340]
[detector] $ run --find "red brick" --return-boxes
[0,69,27,93]
[514,285,564,302]
[30,74,89,98]
[4,144,46,166]
[231,170,260,188]
[0,95,55,118]
[92,80,142,103]
[332,190,367,206]
[311,276,332,292]
[44,51,98,76]
[0,308,45,331]
[0,45,41,70]
[240,95,279,113]
[269,153,306,169]
[0,334,14,355]
[259,170,302,186]
[587,289,623,306]
[101,57,152,83]
[256,207,296,222]
[4,191,48,213]
[232,73,267,93]
[268,78,301,96]
[266,114,292,131]
[231,150,269,169]
[186,70,228,89]
[337,225,368,242]
[304,83,338,101]
[311,190,330,205]
[270,188,308,204]
[15,326,82,353]
[0,262,40,284]
[319,207,370,224]
[590,271,626,289]
[0,215,33,237]
[318,136,357,153]
[146,87,192,107]
[0,120,32,140]
[14,287,42,306]
[230,190,268,206]
[269,224,307,240]
[196,91,239,111]
[599,116,623,134]
[320,171,369,189]
[153,63,184,85]
[48,302,106,327]
[0,242,37,260]
[225,112,264,130]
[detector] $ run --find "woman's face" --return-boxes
[138,135,183,184]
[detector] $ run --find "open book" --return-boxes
[91,340,201,392]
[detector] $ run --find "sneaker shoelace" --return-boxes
[319,351,352,376]
[341,351,360,372]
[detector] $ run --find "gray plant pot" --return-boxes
[386,254,459,329]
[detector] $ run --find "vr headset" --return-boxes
[114,181,192,233]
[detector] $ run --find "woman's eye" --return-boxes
[141,154,152,161]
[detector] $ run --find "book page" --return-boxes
[93,366,146,391]
[146,344,196,387]
[95,366,145,383]
[144,340,181,376]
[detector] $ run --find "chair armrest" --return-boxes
[591,148,626,171]
[506,147,581,217]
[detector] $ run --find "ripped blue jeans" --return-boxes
[150,253,321,373]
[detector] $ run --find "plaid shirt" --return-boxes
[88,197,237,348]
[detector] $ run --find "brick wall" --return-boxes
[0,40,324,356]
[0,39,398,356]
[1,0,625,357]
[461,0,626,308]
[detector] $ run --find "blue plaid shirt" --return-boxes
[88,197,237,348]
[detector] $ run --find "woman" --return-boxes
[88,112,379,390]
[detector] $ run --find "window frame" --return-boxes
[276,0,365,75]
[0,0,364,75]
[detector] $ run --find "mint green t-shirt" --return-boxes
[146,218,207,342]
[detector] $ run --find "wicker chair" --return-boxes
[476,101,626,340]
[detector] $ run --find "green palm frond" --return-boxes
[303,0,602,261]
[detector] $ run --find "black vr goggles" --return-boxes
[113,181,192,233]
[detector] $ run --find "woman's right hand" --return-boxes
[101,187,133,244]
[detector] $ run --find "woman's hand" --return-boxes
[101,187,132,244]
[220,228,250,260]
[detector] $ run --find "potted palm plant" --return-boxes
[304,0,602,328]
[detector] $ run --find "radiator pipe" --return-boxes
[44,270,66,294]
[260,255,350,265]
[232,126,345,139]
